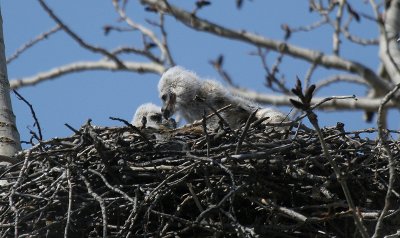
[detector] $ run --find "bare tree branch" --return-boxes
[287,16,329,33]
[230,87,396,111]
[10,61,165,89]
[371,0,400,83]
[6,25,61,64]
[342,18,379,45]
[141,0,393,94]
[111,46,161,63]
[111,0,171,64]
[332,0,346,55]
[315,74,368,92]
[38,0,126,68]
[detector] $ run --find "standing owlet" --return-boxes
[158,66,287,130]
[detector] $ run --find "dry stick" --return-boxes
[259,198,308,223]
[332,0,346,55]
[289,16,329,33]
[212,61,236,87]
[111,46,161,63]
[80,175,108,238]
[220,210,257,238]
[13,90,43,141]
[146,162,197,201]
[64,159,72,238]
[111,0,167,63]
[229,87,396,111]
[187,183,204,213]
[159,13,175,66]
[235,109,257,154]
[9,154,30,238]
[195,186,240,223]
[306,111,369,238]
[89,169,136,204]
[341,16,379,45]
[315,74,367,93]
[64,123,80,135]
[109,117,153,148]
[7,25,61,64]
[201,112,210,157]
[191,104,233,127]
[10,61,164,90]
[303,61,318,89]
[372,83,400,238]
[195,96,231,130]
[160,196,192,235]
[38,0,125,68]
[256,47,291,94]
[293,95,357,123]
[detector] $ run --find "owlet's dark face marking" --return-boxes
[161,92,176,119]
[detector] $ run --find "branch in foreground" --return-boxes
[141,0,392,94]
[10,61,165,89]
[290,80,369,238]
[373,83,400,238]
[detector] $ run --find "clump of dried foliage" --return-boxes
[0,117,399,237]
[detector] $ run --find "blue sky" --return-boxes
[2,0,398,146]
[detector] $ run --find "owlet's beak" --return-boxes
[161,92,176,119]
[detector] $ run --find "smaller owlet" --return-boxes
[131,103,176,129]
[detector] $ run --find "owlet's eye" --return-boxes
[161,94,167,101]
[149,114,162,123]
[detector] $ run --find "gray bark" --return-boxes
[0,6,21,163]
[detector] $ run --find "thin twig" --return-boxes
[201,112,210,157]
[13,90,43,141]
[372,83,400,238]
[112,0,167,62]
[333,0,346,55]
[109,116,153,148]
[306,111,369,238]
[235,109,257,154]
[80,175,108,238]
[38,0,125,68]
[64,158,72,238]
[7,25,61,64]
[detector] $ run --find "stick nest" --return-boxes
[0,121,399,237]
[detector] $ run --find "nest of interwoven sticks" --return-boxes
[0,118,399,238]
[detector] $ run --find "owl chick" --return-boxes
[158,66,258,129]
[131,103,176,129]
[255,107,287,125]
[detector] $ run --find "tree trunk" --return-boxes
[0,5,21,163]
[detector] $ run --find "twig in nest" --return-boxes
[109,116,153,148]
[80,175,108,238]
[194,95,231,130]
[64,123,81,135]
[290,78,369,238]
[201,111,210,157]
[372,83,400,238]
[235,109,258,154]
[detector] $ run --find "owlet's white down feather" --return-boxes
[158,66,287,130]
